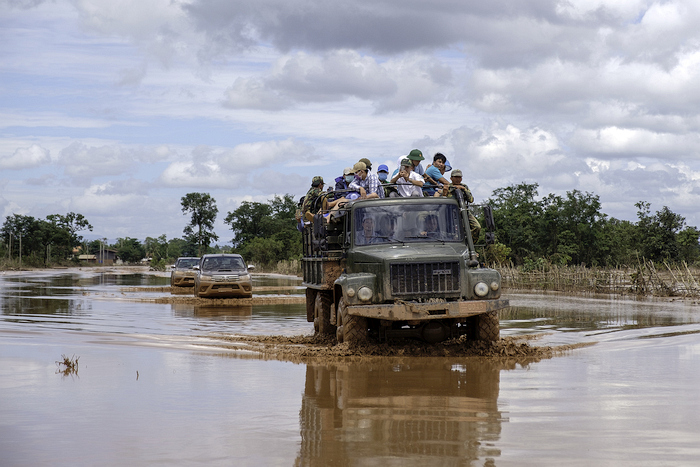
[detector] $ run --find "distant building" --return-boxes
[76,249,118,265]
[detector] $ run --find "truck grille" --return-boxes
[390,262,460,295]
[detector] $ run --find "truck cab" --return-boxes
[302,192,508,344]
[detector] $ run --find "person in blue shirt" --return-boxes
[423,153,450,196]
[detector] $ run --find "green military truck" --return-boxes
[302,189,509,344]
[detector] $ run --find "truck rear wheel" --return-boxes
[315,291,336,336]
[306,289,317,323]
[476,311,500,341]
[337,298,368,345]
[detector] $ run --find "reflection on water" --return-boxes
[171,303,254,320]
[1,295,83,316]
[501,292,699,341]
[297,359,509,465]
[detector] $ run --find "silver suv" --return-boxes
[193,254,253,298]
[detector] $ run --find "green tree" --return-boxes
[144,235,168,261]
[540,190,606,266]
[181,193,219,256]
[224,194,301,266]
[488,182,543,264]
[45,212,92,242]
[677,226,700,264]
[598,217,637,267]
[115,237,146,263]
[45,212,93,259]
[1,214,41,260]
[635,202,685,262]
[167,237,188,259]
[224,201,273,248]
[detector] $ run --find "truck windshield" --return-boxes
[201,256,245,271]
[353,204,464,245]
[176,258,199,268]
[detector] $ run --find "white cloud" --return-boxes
[158,139,314,188]
[223,50,453,112]
[70,182,148,214]
[0,144,50,169]
[570,127,700,158]
[57,142,171,181]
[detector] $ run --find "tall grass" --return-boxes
[261,259,302,276]
[498,260,700,298]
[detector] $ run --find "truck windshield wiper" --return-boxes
[374,235,403,243]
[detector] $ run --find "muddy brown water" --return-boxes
[1,268,700,466]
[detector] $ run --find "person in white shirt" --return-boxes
[391,158,424,197]
[393,149,425,178]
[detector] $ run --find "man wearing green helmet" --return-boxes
[392,149,426,178]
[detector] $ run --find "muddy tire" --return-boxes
[336,325,344,344]
[475,311,499,341]
[337,298,367,345]
[315,291,336,336]
[305,289,317,323]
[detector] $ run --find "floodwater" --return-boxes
[1,269,700,466]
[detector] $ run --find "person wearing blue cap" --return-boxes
[376,163,395,197]
[377,164,390,181]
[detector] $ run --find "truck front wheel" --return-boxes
[476,311,500,341]
[336,298,368,345]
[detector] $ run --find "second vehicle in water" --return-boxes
[193,253,254,298]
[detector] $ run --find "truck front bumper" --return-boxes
[347,298,509,321]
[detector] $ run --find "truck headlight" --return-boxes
[490,281,499,291]
[474,282,489,297]
[357,286,373,302]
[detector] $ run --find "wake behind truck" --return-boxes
[302,188,509,345]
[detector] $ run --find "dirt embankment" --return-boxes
[119,285,305,305]
[208,333,594,363]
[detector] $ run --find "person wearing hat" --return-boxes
[334,166,356,196]
[377,164,389,182]
[376,163,396,197]
[393,149,426,178]
[423,152,451,196]
[301,176,326,222]
[349,160,385,199]
[359,158,373,172]
[435,169,480,239]
[390,158,424,197]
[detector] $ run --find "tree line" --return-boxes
[0,193,300,269]
[488,182,700,267]
[1,212,93,266]
[3,184,698,269]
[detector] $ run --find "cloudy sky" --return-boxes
[3,0,700,244]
